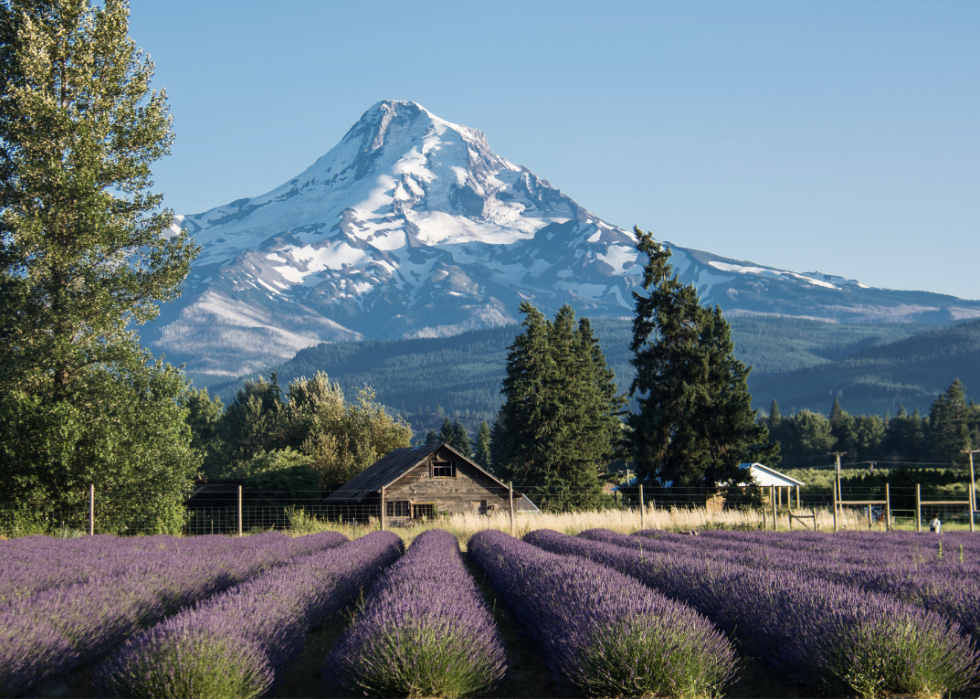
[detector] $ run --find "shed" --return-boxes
[738,463,805,487]
[323,444,534,522]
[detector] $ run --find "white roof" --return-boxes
[738,463,805,487]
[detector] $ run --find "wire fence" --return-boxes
[0,483,975,538]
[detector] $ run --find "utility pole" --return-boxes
[963,449,979,533]
[829,452,846,530]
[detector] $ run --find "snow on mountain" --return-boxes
[143,100,980,377]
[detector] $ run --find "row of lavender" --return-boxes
[95,531,403,698]
[0,532,346,697]
[470,529,736,697]
[528,528,980,698]
[632,527,980,640]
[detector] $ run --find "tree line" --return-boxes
[764,380,980,468]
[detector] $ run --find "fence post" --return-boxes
[867,503,872,530]
[237,485,243,537]
[968,451,976,533]
[770,485,777,530]
[509,482,515,537]
[89,484,94,536]
[380,487,386,531]
[796,484,800,509]
[639,484,645,530]
[885,482,891,532]
[915,483,921,533]
[832,481,838,532]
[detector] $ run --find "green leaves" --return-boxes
[0,0,198,520]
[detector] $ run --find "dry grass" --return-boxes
[289,506,872,548]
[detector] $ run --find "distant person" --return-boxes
[929,517,942,533]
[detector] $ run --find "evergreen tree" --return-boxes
[492,303,625,511]
[778,410,837,464]
[769,400,782,430]
[0,0,199,519]
[425,429,439,445]
[883,407,926,462]
[928,379,972,465]
[439,417,454,445]
[474,420,492,468]
[451,419,473,458]
[627,228,775,491]
[828,398,857,460]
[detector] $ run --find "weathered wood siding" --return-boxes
[384,446,509,517]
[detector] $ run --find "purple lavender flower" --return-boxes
[0,531,347,697]
[326,529,506,698]
[95,531,403,699]
[470,529,737,698]
[531,528,980,697]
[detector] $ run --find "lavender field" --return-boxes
[1,528,979,699]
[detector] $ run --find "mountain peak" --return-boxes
[150,102,980,378]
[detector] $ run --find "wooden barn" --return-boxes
[322,444,538,522]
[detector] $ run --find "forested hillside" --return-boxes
[208,316,959,419]
[752,319,980,415]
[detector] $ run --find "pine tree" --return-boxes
[439,417,454,445]
[627,228,775,491]
[928,379,972,465]
[474,420,492,469]
[769,400,782,430]
[424,429,439,445]
[451,419,473,458]
[0,0,199,520]
[492,303,625,511]
[828,398,857,460]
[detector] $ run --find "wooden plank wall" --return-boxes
[385,448,509,517]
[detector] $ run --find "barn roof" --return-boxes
[324,444,512,503]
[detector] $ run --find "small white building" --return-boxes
[738,462,805,488]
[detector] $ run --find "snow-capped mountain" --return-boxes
[144,100,980,377]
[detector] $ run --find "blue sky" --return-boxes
[130,1,979,300]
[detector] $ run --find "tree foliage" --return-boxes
[0,0,199,522]
[492,303,625,511]
[190,371,413,488]
[627,228,776,491]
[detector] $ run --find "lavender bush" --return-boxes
[326,529,506,698]
[531,528,980,698]
[636,528,980,642]
[470,529,736,698]
[0,531,346,697]
[95,531,403,699]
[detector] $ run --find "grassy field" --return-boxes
[286,505,888,548]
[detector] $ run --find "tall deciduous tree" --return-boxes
[0,0,199,522]
[492,303,625,511]
[627,227,776,491]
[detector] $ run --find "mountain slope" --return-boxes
[208,317,959,420]
[751,318,980,415]
[143,100,980,377]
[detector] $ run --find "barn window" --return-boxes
[431,461,455,478]
[413,504,435,519]
[386,501,410,517]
